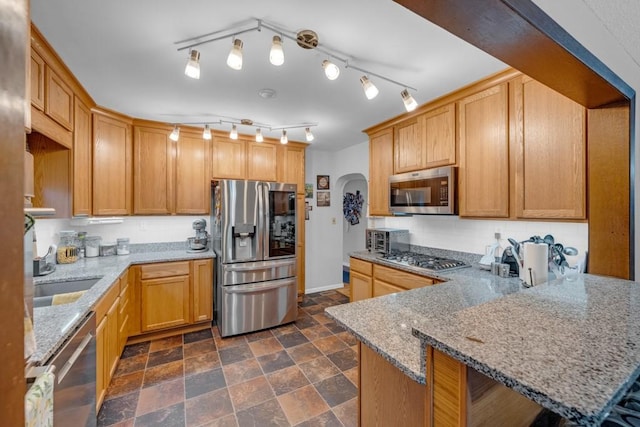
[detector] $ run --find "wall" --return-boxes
[342,178,368,265]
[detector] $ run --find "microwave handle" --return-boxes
[405,191,412,206]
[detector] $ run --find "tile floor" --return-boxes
[97,289,357,427]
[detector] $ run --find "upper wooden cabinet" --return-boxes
[133,126,174,214]
[93,110,133,216]
[73,96,92,216]
[514,77,586,219]
[424,103,456,168]
[45,66,74,130]
[247,142,278,182]
[368,128,394,216]
[278,145,306,193]
[394,117,426,173]
[212,137,247,179]
[176,131,211,214]
[30,49,45,111]
[458,83,510,218]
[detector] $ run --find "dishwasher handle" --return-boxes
[57,332,93,384]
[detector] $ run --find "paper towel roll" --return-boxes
[523,242,548,286]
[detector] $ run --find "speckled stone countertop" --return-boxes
[31,242,214,365]
[326,249,640,425]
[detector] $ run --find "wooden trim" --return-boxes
[431,348,467,427]
[126,322,211,344]
[30,106,72,148]
[91,105,134,124]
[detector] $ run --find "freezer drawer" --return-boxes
[222,258,296,286]
[218,277,297,337]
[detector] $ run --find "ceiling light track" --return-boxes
[168,119,317,143]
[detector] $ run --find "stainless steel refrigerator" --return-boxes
[212,179,297,337]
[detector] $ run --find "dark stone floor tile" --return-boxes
[228,376,274,411]
[142,360,184,388]
[113,353,147,377]
[296,410,343,427]
[134,401,184,427]
[244,329,274,342]
[185,351,221,376]
[214,334,248,350]
[335,331,358,346]
[295,315,320,330]
[218,343,254,366]
[257,350,295,374]
[185,368,226,399]
[222,358,263,386]
[311,295,333,304]
[314,374,358,407]
[184,339,217,358]
[185,388,234,426]
[286,342,323,364]
[120,342,150,359]
[184,328,214,344]
[303,304,327,315]
[146,346,183,368]
[105,370,144,399]
[97,391,139,426]
[265,365,309,396]
[299,296,318,307]
[298,356,340,384]
[136,378,184,417]
[271,323,299,336]
[276,330,309,348]
[149,335,183,352]
[332,397,357,427]
[235,398,288,427]
[326,348,358,372]
[324,321,346,334]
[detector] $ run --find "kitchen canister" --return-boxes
[116,238,130,255]
[521,242,548,286]
[85,236,101,258]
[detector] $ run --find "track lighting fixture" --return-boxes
[401,89,418,112]
[169,125,180,141]
[184,50,201,79]
[202,124,212,140]
[270,36,284,66]
[230,124,238,139]
[255,128,264,143]
[305,127,314,142]
[280,129,288,145]
[227,39,244,70]
[322,60,340,81]
[360,76,379,100]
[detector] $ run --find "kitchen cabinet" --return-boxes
[95,316,107,411]
[72,96,92,216]
[94,278,120,410]
[118,271,131,354]
[30,48,45,111]
[248,141,278,182]
[394,117,425,173]
[140,261,191,332]
[373,280,405,297]
[106,295,120,379]
[278,144,306,193]
[45,66,74,131]
[92,109,133,216]
[212,136,247,179]
[514,76,586,219]
[349,258,373,302]
[133,125,174,214]
[176,130,211,214]
[192,259,213,322]
[424,103,456,168]
[367,128,394,216]
[458,83,510,218]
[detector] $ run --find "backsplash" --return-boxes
[370,215,589,259]
[33,216,209,256]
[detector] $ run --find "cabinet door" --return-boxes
[515,77,586,219]
[212,137,246,179]
[192,259,213,322]
[141,276,190,331]
[394,117,426,173]
[118,278,130,354]
[368,128,394,216]
[95,316,107,411]
[73,97,92,216]
[30,49,45,111]
[350,271,372,302]
[278,145,305,192]
[107,297,120,380]
[44,66,73,130]
[458,83,509,217]
[373,279,405,297]
[93,112,132,215]
[248,142,278,182]
[296,195,305,295]
[424,104,456,168]
[176,132,211,214]
[133,126,173,214]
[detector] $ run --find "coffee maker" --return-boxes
[187,218,210,252]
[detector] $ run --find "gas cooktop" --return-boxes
[380,251,470,272]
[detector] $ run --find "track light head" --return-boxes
[169,125,180,141]
[203,124,212,140]
[255,128,264,142]
[270,35,284,66]
[280,129,288,145]
[230,124,238,139]
[322,60,340,81]
[184,50,201,79]
[227,39,244,70]
[401,89,418,112]
[305,127,314,142]
[360,76,379,100]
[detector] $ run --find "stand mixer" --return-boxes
[187,218,210,252]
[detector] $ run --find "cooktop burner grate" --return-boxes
[381,251,470,272]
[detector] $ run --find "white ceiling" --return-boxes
[30,0,506,151]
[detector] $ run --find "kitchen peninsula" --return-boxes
[327,251,640,426]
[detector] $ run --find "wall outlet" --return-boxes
[331,217,337,225]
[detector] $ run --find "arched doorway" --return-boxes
[336,173,368,284]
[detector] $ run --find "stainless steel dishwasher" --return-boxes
[45,312,97,426]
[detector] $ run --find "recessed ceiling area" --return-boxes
[30,0,510,150]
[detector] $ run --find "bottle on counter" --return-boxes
[116,238,130,255]
[85,236,101,258]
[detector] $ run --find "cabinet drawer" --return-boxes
[140,261,190,279]
[373,279,405,297]
[94,281,119,320]
[374,265,434,290]
[350,258,373,276]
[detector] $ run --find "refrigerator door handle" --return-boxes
[224,278,296,294]
[224,259,295,272]
[261,181,270,260]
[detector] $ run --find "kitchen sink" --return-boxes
[34,278,101,308]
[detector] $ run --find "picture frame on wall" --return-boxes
[317,191,330,207]
[305,183,313,199]
[317,175,330,190]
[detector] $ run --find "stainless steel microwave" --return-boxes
[389,166,457,215]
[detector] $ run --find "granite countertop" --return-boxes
[31,243,214,365]
[326,249,640,425]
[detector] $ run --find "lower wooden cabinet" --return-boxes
[192,259,213,323]
[141,274,191,332]
[95,316,107,410]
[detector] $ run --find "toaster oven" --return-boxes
[365,228,410,254]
